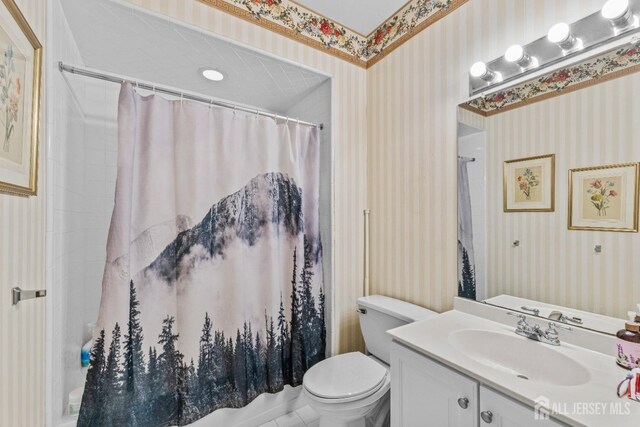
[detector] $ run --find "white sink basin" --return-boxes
[448,330,591,386]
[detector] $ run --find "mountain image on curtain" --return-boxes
[78,84,325,426]
[457,157,476,300]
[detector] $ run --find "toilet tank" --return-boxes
[357,295,437,365]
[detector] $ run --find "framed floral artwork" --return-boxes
[503,154,555,212]
[0,0,42,196]
[569,163,639,232]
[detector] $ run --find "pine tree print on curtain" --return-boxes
[78,84,325,426]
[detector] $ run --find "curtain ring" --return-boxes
[296,118,300,125]
[285,117,289,125]
[255,108,259,119]
[180,93,184,105]
[153,85,156,94]
[209,99,213,109]
[233,105,237,116]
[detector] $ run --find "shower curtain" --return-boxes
[457,157,476,300]
[78,84,325,426]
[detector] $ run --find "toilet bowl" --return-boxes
[302,295,437,427]
[303,352,390,427]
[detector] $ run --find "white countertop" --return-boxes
[387,310,640,427]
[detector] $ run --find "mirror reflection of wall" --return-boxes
[458,64,640,334]
[457,124,486,302]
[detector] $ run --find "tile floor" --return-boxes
[259,405,320,427]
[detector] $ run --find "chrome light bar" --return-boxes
[469,0,640,96]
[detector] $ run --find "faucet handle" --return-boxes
[506,312,529,329]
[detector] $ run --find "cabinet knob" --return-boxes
[457,397,469,409]
[481,410,493,423]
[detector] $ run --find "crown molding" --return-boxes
[198,0,469,69]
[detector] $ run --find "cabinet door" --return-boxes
[391,342,478,427]
[479,386,566,427]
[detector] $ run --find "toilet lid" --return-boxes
[303,352,388,400]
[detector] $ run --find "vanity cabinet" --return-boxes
[480,386,565,427]
[391,341,479,427]
[391,342,565,427]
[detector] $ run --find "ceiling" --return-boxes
[294,0,409,35]
[60,0,329,113]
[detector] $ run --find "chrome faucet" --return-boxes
[507,313,571,346]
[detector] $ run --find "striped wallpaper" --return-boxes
[0,0,46,426]
[125,0,368,354]
[366,0,606,314]
[475,72,640,320]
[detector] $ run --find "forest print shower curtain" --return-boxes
[78,84,325,426]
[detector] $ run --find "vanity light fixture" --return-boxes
[469,0,640,96]
[504,45,538,69]
[601,0,638,30]
[547,23,582,52]
[470,61,501,82]
[202,69,225,82]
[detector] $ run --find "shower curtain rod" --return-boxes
[58,62,324,130]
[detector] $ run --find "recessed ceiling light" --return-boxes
[202,69,224,82]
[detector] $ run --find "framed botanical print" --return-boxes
[503,154,555,212]
[568,163,639,232]
[0,0,42,196]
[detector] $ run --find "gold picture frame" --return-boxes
[568,163,639,232]
[503,154,555,212]
[0,0,42,196]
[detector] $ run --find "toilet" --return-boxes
[302,295,437,427]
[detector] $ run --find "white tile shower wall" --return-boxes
[80,82,118,326]
[47,1,86,424]
[284,81,333,355]
[47,1,119,424]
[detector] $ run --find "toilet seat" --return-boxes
[303,352,388,403]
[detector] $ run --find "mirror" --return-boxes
[456,40,640,335]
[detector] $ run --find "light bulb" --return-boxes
[601,0,630,20]
[547,22,580,51]
[601,0,637,29]
[504,45,524,63]
[547,23,570,44]
[470,62,487,78]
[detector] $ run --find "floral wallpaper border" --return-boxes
[462,44,640,117]
[198,0,468,68]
